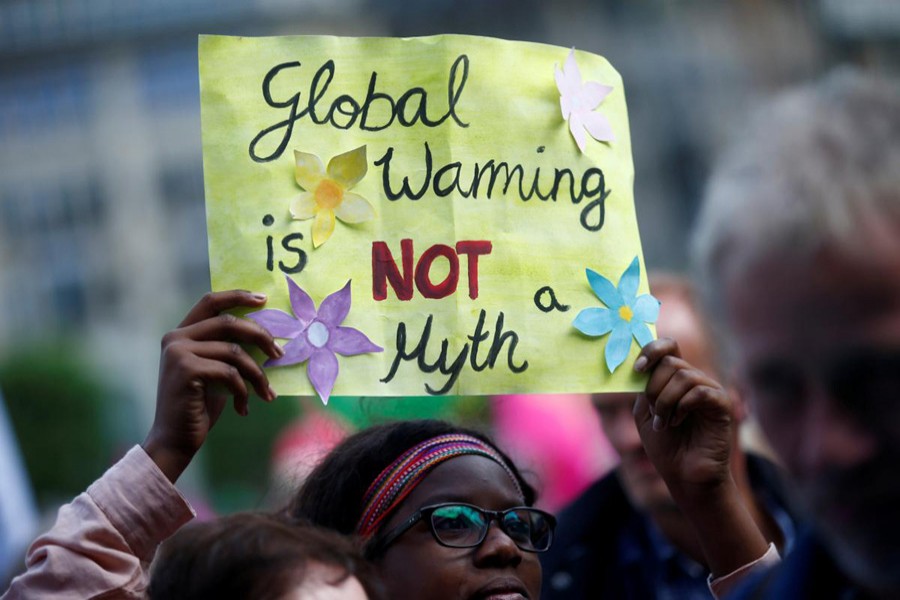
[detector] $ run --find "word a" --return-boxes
[534,285,570,313]
[381,309,528,395]
[372,239,492,301]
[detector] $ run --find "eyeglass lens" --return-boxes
[829,351,900,424]
[430,505,552,551]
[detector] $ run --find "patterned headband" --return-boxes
[355,433,524,538]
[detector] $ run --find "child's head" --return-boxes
[150,512,382,600]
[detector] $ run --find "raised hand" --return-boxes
[632,337,769,578]
[632,337,734,496]
[142,291,284,483]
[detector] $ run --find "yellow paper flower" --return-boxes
[289,145,374,248]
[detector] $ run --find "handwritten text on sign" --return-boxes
[200,34,650,397]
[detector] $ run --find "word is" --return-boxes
[263,214,307,274]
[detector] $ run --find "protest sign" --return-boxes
[200,34,657,403]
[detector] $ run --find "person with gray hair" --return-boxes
[683,69,900,597]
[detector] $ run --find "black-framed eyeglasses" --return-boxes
[367,502,556,557]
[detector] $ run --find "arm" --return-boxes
[3,291,282,599]
[3,447,193,600]
[632,339,772,581]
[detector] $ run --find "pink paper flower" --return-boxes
[555,49,615,153]
[248,276,382,405]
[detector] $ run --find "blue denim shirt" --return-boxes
[542,454,796,600]
[616,500,794,600]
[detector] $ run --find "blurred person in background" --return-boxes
[491,393,617,513]
[0,391,39,589]
[688,69,900,598]
[541,274,794,599]
[267,412,350,509]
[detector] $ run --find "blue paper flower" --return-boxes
[573,257,660,373]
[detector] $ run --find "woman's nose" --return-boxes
[472,521,522,568]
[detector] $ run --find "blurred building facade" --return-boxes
[0,0,383,425]
[0,0,897,425]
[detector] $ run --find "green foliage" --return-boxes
[0,343,123,509]
[328,395,490,429]
[200,394,303,513]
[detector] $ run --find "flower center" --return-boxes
[618,305,634,322]
[315,179,344,210]
[307,321,330,348]
[572,93,588,112]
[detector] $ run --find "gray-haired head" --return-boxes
[692,68,900,320]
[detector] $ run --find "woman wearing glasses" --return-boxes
[288,420,554,600]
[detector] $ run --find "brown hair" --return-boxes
[149,512,384,600]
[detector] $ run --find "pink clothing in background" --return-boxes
[271,412,349,490]
[492,394,616,512]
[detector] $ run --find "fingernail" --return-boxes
[652,415,664,431]
[275,344,285,358]
[242,405,249,417]
[252,293,267,301]
[634,356,648,372]
[268,385,277,401]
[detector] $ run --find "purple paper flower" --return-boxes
[247,276,382,405]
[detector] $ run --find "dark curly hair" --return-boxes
[286,419,535,538]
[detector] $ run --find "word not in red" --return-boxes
[372,239,492,301]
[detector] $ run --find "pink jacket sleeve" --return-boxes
[2,446,195,600]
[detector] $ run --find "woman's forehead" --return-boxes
[400,454,524,509]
